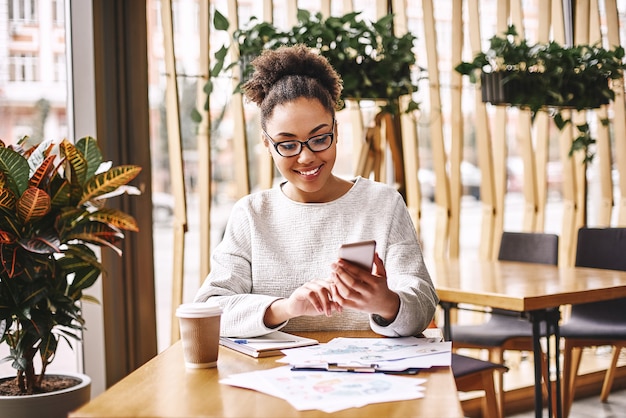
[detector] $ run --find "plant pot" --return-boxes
[0,372,91,418]
[480,71,530,106]
[481,71,610,110]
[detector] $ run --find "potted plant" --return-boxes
[455,25,626,162]
[0,136,141,418]
[197,9,421,118]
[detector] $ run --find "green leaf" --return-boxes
[190,107,203,123]
[61,139,88,187]
[0,147,30,196]
[88,208,139,232]
[213,10,229,31]
[76,136,103,181]
[79,165,142,205]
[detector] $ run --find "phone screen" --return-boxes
[338,240,376,270]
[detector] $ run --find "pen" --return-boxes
[233,339,297,344]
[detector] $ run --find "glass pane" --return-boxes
[0,0,77,377]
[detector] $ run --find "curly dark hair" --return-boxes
[242,45,343,127]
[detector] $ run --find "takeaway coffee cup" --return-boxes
[176,303,222,369]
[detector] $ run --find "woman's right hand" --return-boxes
[263,279,341,327]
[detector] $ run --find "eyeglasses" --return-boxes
[263,119,335,157]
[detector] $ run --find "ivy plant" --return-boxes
[195,9,422,120]
[455,25,626,162]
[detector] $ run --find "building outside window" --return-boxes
[8,0,39,23]
[8,52,38,81]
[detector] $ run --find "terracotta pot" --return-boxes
[0,372,91,418]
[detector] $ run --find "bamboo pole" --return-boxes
[227,0,250,198]
[468,0,496,260]
[534,0,553,232]
[257,0,275,191]
[490,0,510,259]
[448,0,464,258]
[161,0,188,343]
[571,0,591,265]
[554,0,578,267]
[511,1,539,232]
[399,95,422,236]
[320,0,331,17]
[605,0,626,226]
[423,0,450,259]
[589,0,613,227]
[197,0,211,282]
[286,0,297,26]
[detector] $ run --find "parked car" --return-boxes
[153,192,175,222]
[507,157,563,196]
[419,161,481,201]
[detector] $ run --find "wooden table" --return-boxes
[69,330,464,418]
[428,258,626,418]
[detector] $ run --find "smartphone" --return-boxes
[338,240,376,270]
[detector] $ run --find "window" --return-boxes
[52,0,64,25]
[9,53,38,81]
[8,0,39,23]
[54,53,66,82]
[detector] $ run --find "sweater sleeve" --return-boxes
[368,195,439,337]
[194,200,287,337]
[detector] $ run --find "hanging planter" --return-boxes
[480,70,610,109]
[196,9,422,120]
[455,25,626,162]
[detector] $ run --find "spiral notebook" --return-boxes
[219,331,319,358]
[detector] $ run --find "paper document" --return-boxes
[220,366,426,413]
[279,336,451,372]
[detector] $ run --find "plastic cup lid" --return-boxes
[176,302,222,318]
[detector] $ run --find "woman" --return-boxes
[195,45,438,338]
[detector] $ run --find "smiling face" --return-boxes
[264,97,346,203]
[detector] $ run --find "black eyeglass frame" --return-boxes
[263,118,336,157]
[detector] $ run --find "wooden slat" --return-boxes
[571,0,591,260]
[448,0,464,257]
[590,0,613,227]
[491,0,511,259]
[257,1,275,191]
[197,0,211,282]
[390,0,421,234]
[161,0,188,343]
[286,0,297,26]
[375,0,387,19]
[422,0,450,259]
[468,0,496,260]
[511,1,540,232]
[320,0,331,17]
[605,0,626,226]
[534,0,552,233]
[399,95,422,236]
[551,0,578,267]
[227,0,250,198]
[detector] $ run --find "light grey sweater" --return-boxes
[194,177,438,338]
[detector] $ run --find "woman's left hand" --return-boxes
[330,253,400,323]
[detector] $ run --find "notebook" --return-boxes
[219,331,319,358]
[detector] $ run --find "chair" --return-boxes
[560,227,626,418]
[452,353,508,418]
[450,232,559,410]
[428,320,508,418]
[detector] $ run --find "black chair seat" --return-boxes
[452,313,547,346]
[451,353,508,378]
[560,299,626,339]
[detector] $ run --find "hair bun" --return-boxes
[243,45,342,109]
